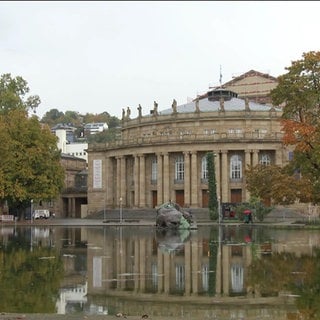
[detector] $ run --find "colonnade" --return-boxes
[102,148,282,208]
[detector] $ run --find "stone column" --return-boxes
[139,154,146,207]
[214,151,221,199]
[221,150,228,202]
[275,148,282,165]
[252,150,259,166]
[72,198,76,217]
[116,157,121,206]
[105,156,113,206]
[244,150,252,201]
[134,155,139,207]
[163,153,170,203]
[67,198,72,217]
[184,151,191,207]
[120,156,126,206]
[157,153,163,205]
[191,151,198,207]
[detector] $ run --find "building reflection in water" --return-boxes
[9,224,319,318]
[81,225,320,318]
[84,226,261,298]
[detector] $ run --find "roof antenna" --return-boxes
[219,65,222,88]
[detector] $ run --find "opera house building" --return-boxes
[87,71,291,214]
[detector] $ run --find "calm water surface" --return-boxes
[0,224,320,319]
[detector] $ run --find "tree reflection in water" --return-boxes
[248,247,320,319]
[0,227,63,313]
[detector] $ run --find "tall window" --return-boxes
[151,263,158,290]
[231,264,244,293]
[230,155,242,179]
[175,155,184,181]
[175,264,185,290]
[260,154,271,165]
[201,264,209,291]
[151,157,157,181]
[201,156,208,180]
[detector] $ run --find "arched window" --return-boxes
[260,154,271,165]
[201,156,208,180]
[175,155,184,181]
[151,157,157,182]
[230,155,242,179]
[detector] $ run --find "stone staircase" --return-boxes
[87,207,211,222]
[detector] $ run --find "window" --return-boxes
[255,128,267,138]
[151,157,157,182]
[201,156,208,180]
[204,129,215,135]
[288,151,294,161]
[230,155,242,179]
[260,154,271,165]
[151,263,158,289]
[175,155,184,181]
[228,128,243,137]
[201,264,209,291]
[231,264,244,293]
[175,264,185,290]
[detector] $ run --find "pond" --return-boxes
[0,224,319,319]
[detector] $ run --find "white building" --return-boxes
[55,129,88,162]
[84,122,108,134]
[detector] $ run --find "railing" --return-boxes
[90,131,284,151]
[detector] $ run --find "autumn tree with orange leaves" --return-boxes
[271,51,320,203]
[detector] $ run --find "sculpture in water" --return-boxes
[156,201,193,229]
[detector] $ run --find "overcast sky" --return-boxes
[1,1,320,119]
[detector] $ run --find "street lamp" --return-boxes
[30,199,34,223]
[218,196,221,225]
[103,192,106,221]
[119,197,123,224]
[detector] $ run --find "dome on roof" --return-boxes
[207,88,238,101]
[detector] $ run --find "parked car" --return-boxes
[33,209,50,219]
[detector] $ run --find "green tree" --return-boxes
[271,50,320,203]
[40,108,65,126]
[0,74,65,218]
[245,164,312,205]
[108,115,121,128]
[207,152,219,221]
[0,73,40,114]
[87,127,121,143]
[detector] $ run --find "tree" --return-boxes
[206,152,219,221]
[87,127,121,143]
[271,50,320,203]
[0,73,41,114]
[40,108,65,126]
[245,164,313,205]
[0,74,65,218]
[108,115,121,128]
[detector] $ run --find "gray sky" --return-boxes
[1,1,319,120]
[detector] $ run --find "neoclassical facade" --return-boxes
[87,89,290,213]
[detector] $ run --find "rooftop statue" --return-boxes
[172,99,177,113]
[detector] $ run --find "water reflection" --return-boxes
[1,224,320,319]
